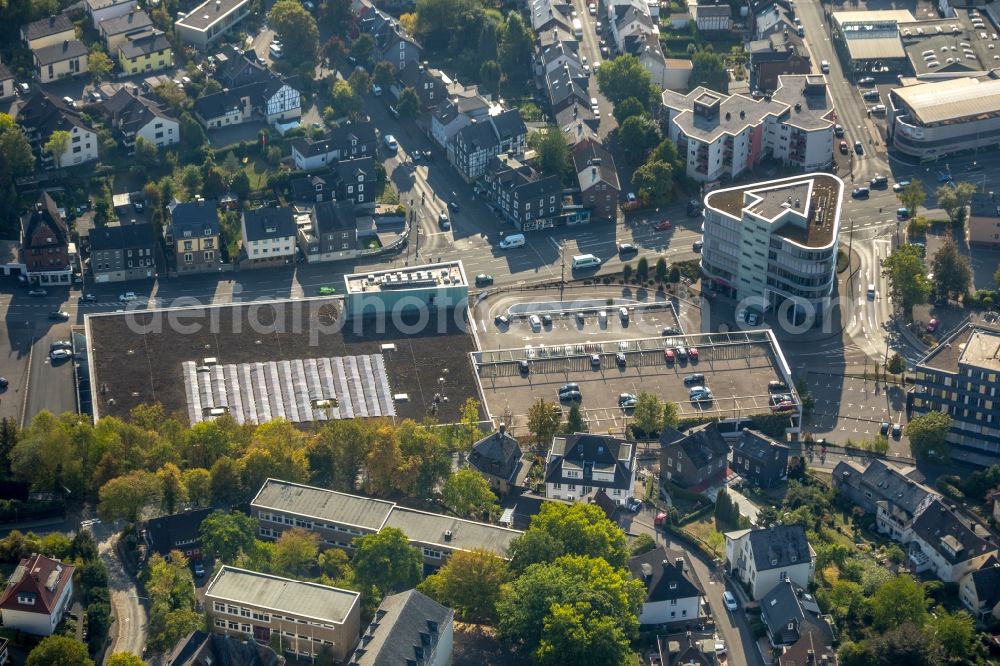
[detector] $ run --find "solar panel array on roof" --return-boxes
[182,354,396,424]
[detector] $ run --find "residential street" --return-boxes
[95,523,148,663]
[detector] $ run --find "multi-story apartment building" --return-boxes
[241,207,296,267]
[572,139,621,222]
[117,29,172,74]
[700,173,843,323]
[832,459,938,544]
[99,9,153,52]
[732,428,789,488]
[89,222,157,282]
[910,323,1000,459]
[175,0,251,48]
[450,109,528,183]
[545,433,637,505]
[662,75,834,182]
[205,566,360,662]
[18,92,99,169]
[290,121,377,170]
[103,86,179,153]
[908,499,998,583]
[968,192,1000,248]
[86,0,137,29]
[482,154,584,232]
[167,198,221,273]
[250,479,521,563]
[20,192,72,286]
[33,39,88,84]
[725,524,815,600]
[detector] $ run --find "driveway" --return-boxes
[94,523,148,662]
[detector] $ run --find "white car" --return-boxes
[383,134,398,152]
[588,2,596,14]
[49,349,72,361]
[529,314,541,331]
[821,59,830,73]
[723,591,738,611]
[119,292,138,301]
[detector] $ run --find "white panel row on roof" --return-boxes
[181,354,396,424]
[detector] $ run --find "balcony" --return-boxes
[908,545,931,573]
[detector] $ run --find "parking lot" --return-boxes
[803,372,909,450]
[474,330,798,435]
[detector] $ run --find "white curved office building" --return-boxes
[889,77,1000,159]
[700,173,844,324]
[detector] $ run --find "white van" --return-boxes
[499,233,525,249]
[572,254,602,269]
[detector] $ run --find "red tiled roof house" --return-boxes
[0,553,75,635]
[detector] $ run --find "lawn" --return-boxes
[681,516,725,557]
[244,156,274,190]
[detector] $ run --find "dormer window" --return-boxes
[358,174,364,182]
[669,582,677,589]
[17,593,35,605]
[771,559,778,566]
[183,230,192,237]
[204,227,213,236]
[265,226,277,234]
[790,555,798,562]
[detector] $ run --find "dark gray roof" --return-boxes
[628,546,703,605]
[193,88,244,120]
[490,108,527,142]
[291,121,377,158]
[99,9,152,36]
[859,459,935,516]
[242,207,295,241]
[144,508,213,556]
[912,499,996,565]
[167,631,282,666]
[469,427,522,483]
[212,44,269,87]
[0,62,12,81]
[335,156,375,183]
[17,91,95,140]
[22,14,74,42]
[313,200,357,253]
[573,138,620,191]
[119,29,170,58]
[512,172,563,202]
[34,39,89,66]
[349,590,454,666]
[970,192,1000,218]
[668,422,729,470]
[761,581,832,647]
[170,199,220,238]
[747,524,811,572]
[545,433,634,491]
[456,119,499,151]
[970,556,1000,610]
[104,86,175,134]
[546,62,589,110]
[734,428,788,461]
[699,4,731,17]
[89,221,156,251]
[21,192,69,250]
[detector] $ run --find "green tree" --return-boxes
[238,420,310,495]
[210,456,243,506]
[156,462,187,514]
[308,419,376,492]
[816,580,868,630]
[272,527,319,577]
[936,181,976,222]
[655,257,668,282]
[182,468,211,506]
[268,0,319,66]
[870,575,928,631]
[635,256,649,281]
[906,411,952,461]
[106,655,145,666]
[689,50,728,94]
[0,115,35,229]
[350,33,375,65]
[617,114,661,158]
[373,61,396,90]
[527,399,562,446]
[612,96,645,125]
[565,404,585,433]
[230,171,251,199]
[496,555,645,664]
[929,609,983,664]
[89,46,113,80]
[631,392,662,438]
[443,468,498,519]
[662,400,680,429]
[145,551,200,650]
[98,470,162,523]
[397,86,421,120]
[529,127,570,180]
[348,68,370,96]
[330,79,363,119]
[26,636,94,666]
[897,180,925,218]
[632,159,675,205]
[881,244,931,315]
[499,13,534,79]
[623,263,633,281]
[43,130,72,168]
[352,527,423,596]
[133,136,158,174]
[318,548,351,580]
[199,510,257,563]
[510,502,630,571]
[595,55,655,108]
[419,548,511,622]
[868,622,938,665]
[931,240,972,300]
[179,112,207,150]
[479,60,501,96]
[887,352,906,376]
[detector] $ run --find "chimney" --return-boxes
[444,530,453,542]
[807,650,815,664]
[675,556,684,572]
[498,423,506,436]
[662,559,670,570]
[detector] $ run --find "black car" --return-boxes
[518,359,529,374]
[0,378,8,389]
[852,187,870,199]
[618,242,638,255]
[615,352,627,367]
[48,310,70,320]
[683,372,705,385]
[661,327,680,336]
[559,390,582,403]
[880,421,890,436]
[686,199,703,216]
[81,293,98,302]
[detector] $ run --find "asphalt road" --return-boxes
[95,521,148,663]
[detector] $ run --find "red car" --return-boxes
[688,347,699,360]
[654,220,672,231]
[926,318,940,333]
[839,140,848,154]
[664,348,675,363]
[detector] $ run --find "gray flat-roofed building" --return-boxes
[831,10,914,73]
[910,323,1000,462]
[888,76,1000,159]
[251,479,394,536]
[384,506,522,563]
[175,0,251,48]
[205,566,361,661]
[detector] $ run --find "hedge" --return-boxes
[0,500,65,524]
